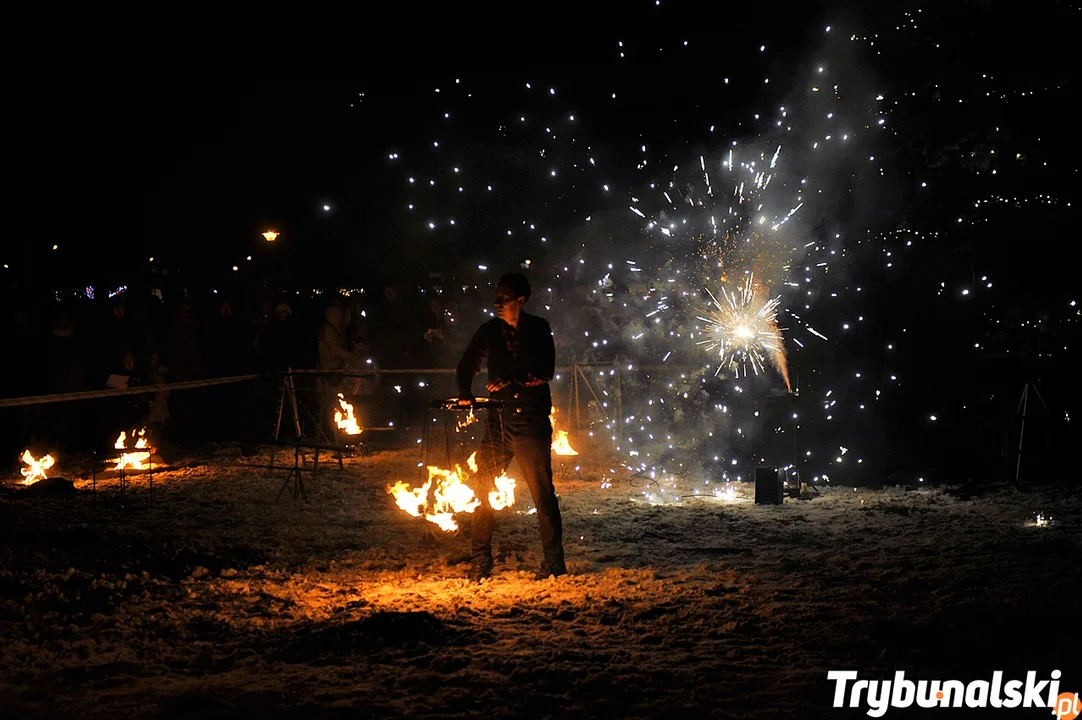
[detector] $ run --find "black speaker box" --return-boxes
[755,466,784,504]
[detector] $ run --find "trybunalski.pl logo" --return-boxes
[827,670,1079,718]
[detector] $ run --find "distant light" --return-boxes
[478,265,488,270]
[549,87,555,95]
[246,255,252,261]
[930,415,938,421]
[826,25,831,32]
[232,265,239,271]
[760,45,765,51]
[52,244,58,250]
[322,204,331,211]
[262,231,278,242]
[149,257,154,262]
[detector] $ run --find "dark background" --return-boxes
[4,0,1079,482]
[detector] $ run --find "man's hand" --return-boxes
[485,379,510,393]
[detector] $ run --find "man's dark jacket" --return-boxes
[456,312,555,411]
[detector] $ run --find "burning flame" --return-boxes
[111,428,151,471]
[334,393,362,435]
[488,473,517,511]
[456,407,477,431]
[387,451,516,532]
[549,406,579,456]
[20,450,55,485]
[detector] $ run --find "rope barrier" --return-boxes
[0,364,698,409]
[0,375,260,409]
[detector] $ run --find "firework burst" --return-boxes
[697,274,790,390]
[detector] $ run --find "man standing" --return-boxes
[457,272,566,582]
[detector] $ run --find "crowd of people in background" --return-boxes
[0,283,488,458]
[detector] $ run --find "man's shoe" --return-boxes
[534,560,567,580]
[467,555,493,583]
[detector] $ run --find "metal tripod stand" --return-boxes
[269,370,307,502]
[1013,380,1049,486]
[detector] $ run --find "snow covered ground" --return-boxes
[1,442,1078,718]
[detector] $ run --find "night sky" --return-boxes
[13,3,1072,289]
[14,2,1072,293]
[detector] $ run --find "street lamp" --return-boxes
[262,230,279,243]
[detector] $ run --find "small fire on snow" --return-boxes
[387,451,516,532]
[550,406,579,456]
[334,393,362,435]
[111,428,151,471]
[20,450,55,485]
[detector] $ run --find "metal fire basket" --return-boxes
[421,397,507,518]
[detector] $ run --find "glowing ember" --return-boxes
[387,451,517,532]
[20,450,55,485]
[549,406,579,456]
[334,393,362,435]
[456,407,478,431]
[110,428,151,471]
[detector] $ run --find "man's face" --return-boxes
[493,286,524,322]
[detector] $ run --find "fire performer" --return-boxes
[457,272,566,582]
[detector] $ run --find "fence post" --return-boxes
[573,363,581,432]
[615,361,623,443]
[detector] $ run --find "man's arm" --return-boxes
[456,324,489,399]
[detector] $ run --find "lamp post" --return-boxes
[261,230,285,287]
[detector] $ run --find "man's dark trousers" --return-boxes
[471,406,564,565]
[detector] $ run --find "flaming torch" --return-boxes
[549,407,579,456]
[334,393,362,436]
[110,428,152,471]
[20,450,55,485]
[387,451,516,532]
